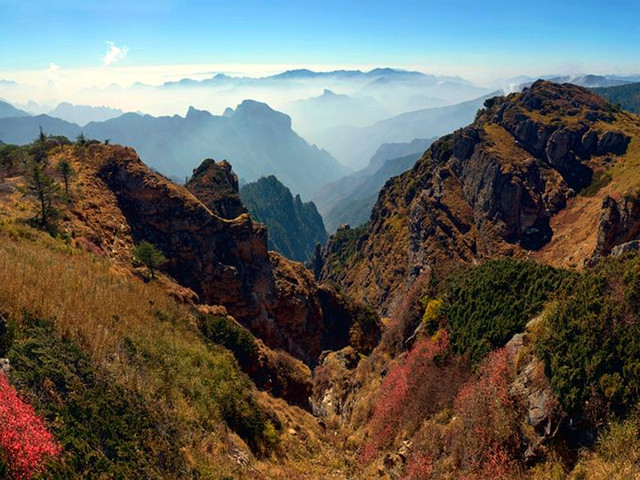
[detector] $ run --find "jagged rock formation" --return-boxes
[240,175,326,262]
[63,145,377,366]
[593,194,640,258]
[318,81,636,313]
[185,158,247,219]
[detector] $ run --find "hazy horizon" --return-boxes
[2,0,640,178]
[1,0,639,116]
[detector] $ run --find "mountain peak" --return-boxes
[233,100,292,130]
[185,106,212,120]
[319,81,635,311]
[186,158,246,220]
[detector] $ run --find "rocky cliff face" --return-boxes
[593,194,640,258]
[185,158,247,219]
[64,145,377,366]
[240,175,327,262]
[318,81,636,313]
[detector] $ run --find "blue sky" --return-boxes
[0,0,639,78]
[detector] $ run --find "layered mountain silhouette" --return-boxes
[313,138,435,232]
[311,94,492,168]
[48,102,125,125]
[0,100,347,195]
[0,99,29,119]
[285,89,390,137]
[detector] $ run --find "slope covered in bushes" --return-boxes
[442,259,571,365]
[539,253,640,414]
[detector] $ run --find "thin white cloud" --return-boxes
[102,42,128,66]
[45,63,60,83]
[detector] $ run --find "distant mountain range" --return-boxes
[0,99,347,196]
[510,74,634,90]
[161,67,468,87]
[285,89,390,137]
[155,67,492,124]
[547,74,630,88]
[593,82,640,114]
[0,100,29,119]
[48,103,124,126]
[311,93,492,169]
[313,138,435,232]
[240,175,327,262]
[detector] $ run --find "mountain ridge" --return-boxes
[240,175,327,262]
[0,99,347,196]
[317,80,639,313]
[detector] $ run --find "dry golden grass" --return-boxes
[484,123,534,169]
[0,222,188,361]
[0,223,352,478]
[568,420,640,480]
[602,113,640,195]
[533,112,640,268]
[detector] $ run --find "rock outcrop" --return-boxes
[318,81,634,313]
[593,194,640,258]
[185,158,247,219]
[506,319,564,464]
[84,146,378,366]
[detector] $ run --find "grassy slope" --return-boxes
[0,224,352,479]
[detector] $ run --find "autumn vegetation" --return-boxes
[4,118,640,478]
[0,373,60,480]
[342,254,640,478]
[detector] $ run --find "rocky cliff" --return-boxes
[240,175,327,262]
[318,81,639,313]
[54,145,377,365]
[185,158,247,219]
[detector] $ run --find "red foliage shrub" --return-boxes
[401,451,434,480]
[0,373,61,480]
[451,348,519,477]
[360,331,462,464]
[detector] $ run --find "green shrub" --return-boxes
[197,313,259,369]
[132,240,167,279]
[538,255,640,413]
[7,316,187,479]
[442,259,570,365]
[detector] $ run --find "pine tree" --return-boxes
[23,162,60,228]
[56,159,74,198]
[133,241,168,279]
[32,127,48,164]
